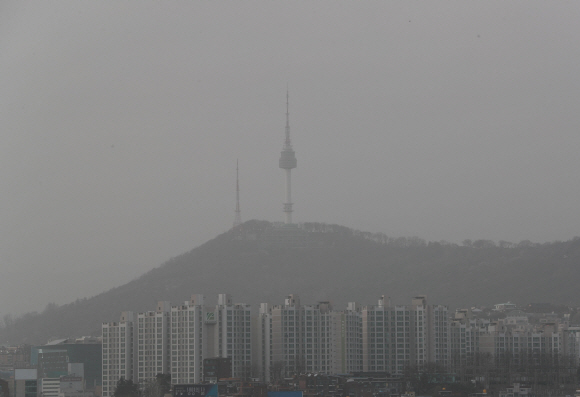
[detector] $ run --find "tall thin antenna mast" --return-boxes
[233,159,242,227]
[285,88,291,147]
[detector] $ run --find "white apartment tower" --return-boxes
[257,303,273,382]
[362,296,392,373]
[270,294,302,377]
[479,321,562,367]
[137,301,171,385]
[215,294,252,379]
[169,294,252,384]
[429,304,450,367]
[411,296,429,368]
[170,295,208,384]
[563,326,580,366]
[450,312,484,369]
[301,302,333,374]
[330,302,363,374]
[362,296,449,375]
[410,296,450,369]
[102,311,136,397]
[261,296,352,379]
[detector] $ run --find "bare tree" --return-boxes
[142,374,171,397]
[269,361,286,383]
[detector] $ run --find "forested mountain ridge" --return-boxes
[2,220,579,345]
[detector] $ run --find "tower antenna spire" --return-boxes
[233,159,242,227]
[285,86,291,147]
[279,89,297,224]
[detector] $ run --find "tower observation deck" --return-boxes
[279,90,297,224]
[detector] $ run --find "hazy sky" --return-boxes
[1,1,579,316]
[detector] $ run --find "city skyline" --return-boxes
[101,291,577,388]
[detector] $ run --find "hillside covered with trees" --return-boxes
[2,220,579,344]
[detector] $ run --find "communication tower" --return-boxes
[278,90,297,224]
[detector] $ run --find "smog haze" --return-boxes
[1,1,579,316]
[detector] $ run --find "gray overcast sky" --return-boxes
[1,1,579,316]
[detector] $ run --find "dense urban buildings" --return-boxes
[102,294,252,397]
[4,294,580,397]
[4,338,100,397]
[99,293,580,395]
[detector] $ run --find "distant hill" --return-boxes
[2,220,579,345]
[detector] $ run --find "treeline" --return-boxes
[302,222,428,247]
[406,351,580,396]
[301,221,580,249]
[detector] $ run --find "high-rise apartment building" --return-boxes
[563,326,580,366]
[215,294,252,379]
[260,296,359,380]
[137,301,171,385]
[169,294,253,384]
[429,304,450,367]
[301,301,333,375]
[362,296,449,375]
[449,311,485,369]
[329,302,363,374]
[102,312,135,397]
[410,296,428,369]
[270,294,302,377]
[362,295,404,373]
[257,303,273,383]
[262,295,332,379]
[479,320,562,367]
[170,295,207,384]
